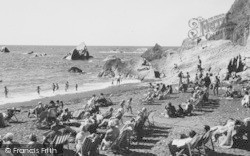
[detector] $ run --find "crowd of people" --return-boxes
[0,91,153,156]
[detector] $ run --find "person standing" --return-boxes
[213,76,220,96]
[75,84,78,91]
[178,71,183,87]
[37,86,41,95]
[65,81,69,92]
[126,98,133,114]
[186,72,190,85]
[4,86,8,98]
[52,83,56,93]
[56,83,59,90]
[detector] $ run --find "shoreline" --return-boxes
[0,80,146,110]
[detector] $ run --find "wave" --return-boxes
[0,79,141,105]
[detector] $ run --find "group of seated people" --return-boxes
[224,85,242,98]
[165,101,194,118]
[144,83,173,102]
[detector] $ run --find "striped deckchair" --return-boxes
[52,133,71,148]
[177,131,215,156]
[80,137,93,156]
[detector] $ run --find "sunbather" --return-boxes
[241,91,249,108]
[165,102,176,118]
[60,108,71,122]
[184,100,194,116]
[100,120,120,150]
[75,125,91,154]
[28,102,45,118]
[102,107,114,119]
[168,130,198,156]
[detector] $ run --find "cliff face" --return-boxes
[211,0,250,45]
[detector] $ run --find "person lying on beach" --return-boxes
[100,120,120,150]
[241,91,250,108]
[168,130,198,156]
[165,102,177,118]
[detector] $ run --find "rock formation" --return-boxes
[0,46,10,53]
[141,44,164,61]
[63,42,93,60]
[68,67,84,73]
[98,57,160,80]
[211,0,250,46]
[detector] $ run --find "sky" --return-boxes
[0,0,235,46]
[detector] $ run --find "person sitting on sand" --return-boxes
[241,91,250,108]
[100,120,120,150]
[60,108,71,122]
[27,134,39,148]
[168,130,198,156]
[96,93,108,106]
[165,102,176,118]
[176,104,184,117]
[184,100,194,116]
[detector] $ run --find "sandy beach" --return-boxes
[0,80,250,156]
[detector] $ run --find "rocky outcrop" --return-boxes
[141,44,164,61]
[63,42,93,60]
[180,38,198,51]
[98,57,159,80]
[68,67,85,73]
[210,0,250,46]
[0,46,10,53]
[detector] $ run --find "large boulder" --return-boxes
[0,46,10,53]
[98,57,159,80]
[141,44,164,61]
[63,42,93,60]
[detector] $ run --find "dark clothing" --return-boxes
[203,76,211,88]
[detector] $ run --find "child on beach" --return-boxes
[56,83,59,90]
[4,86,8,98]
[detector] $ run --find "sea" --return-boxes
[0,45,154,105]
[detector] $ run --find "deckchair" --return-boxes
[5,108,21,122]
[110,128,133,154]
[177,131,214,156]
[80,137,93,156]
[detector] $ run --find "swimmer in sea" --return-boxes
[65,81,69,92]
[4,86,8,98]
[75,84,78,91]
[37,86,40,95]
